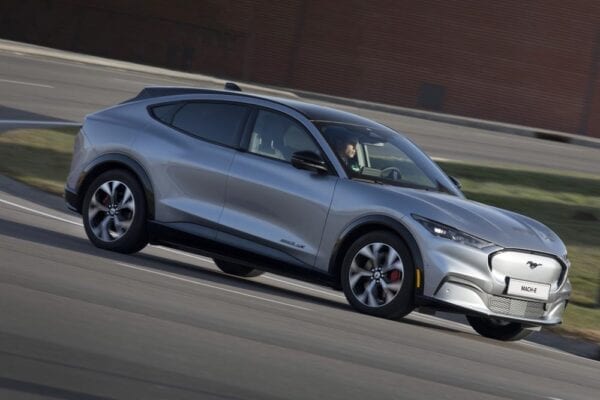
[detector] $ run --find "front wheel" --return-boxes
[466,315,532,341]
[341,231,415,319]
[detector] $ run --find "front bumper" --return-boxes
[431,278,570,325]
[421,242,571,326]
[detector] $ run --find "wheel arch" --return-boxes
[75,153,155,219]
[328,215,424,293]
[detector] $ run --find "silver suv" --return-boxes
[65,86,571,341]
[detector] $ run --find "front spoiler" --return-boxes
[417,280,569,327]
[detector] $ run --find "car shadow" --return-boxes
[398,317,467,336]
[0,217,347,311]
[0,216,473,338]
[132,251,351,312]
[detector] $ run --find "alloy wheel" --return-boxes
[88,180,135,241]
[349,242,404,307]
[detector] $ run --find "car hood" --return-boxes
[392,188,567,256]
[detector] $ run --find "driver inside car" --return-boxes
[335,136,361,173]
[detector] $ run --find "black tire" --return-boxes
[466,315,532,341]
[341,231,415,319]
[215,259,264,278]
[82,169,148,253]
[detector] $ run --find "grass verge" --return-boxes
[0,127,78,194]
[0,127,598,341]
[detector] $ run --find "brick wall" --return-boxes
[2,0,600,137]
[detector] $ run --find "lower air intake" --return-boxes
[488,296,545,319]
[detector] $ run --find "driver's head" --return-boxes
[336,137,358,159]
[343,140,357,158]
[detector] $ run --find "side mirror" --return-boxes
[291,151,328,174]
[449,175,462,189]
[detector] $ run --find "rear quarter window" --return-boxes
[151,102,250,147]
[151,103,182,125]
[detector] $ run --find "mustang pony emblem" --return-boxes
[527,261,542,269]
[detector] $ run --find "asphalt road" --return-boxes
[1,49,599,175]
[1,176,598,400]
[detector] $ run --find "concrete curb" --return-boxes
[2,38,600,149]
[436,312,600,361]
[531,329,600,361]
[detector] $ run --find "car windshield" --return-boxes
[315,121,462,196]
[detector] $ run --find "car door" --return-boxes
[143,100,251,236]
[218,108,338,267]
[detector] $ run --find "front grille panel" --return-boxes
[488,296,545,319]
[490,251,564,288]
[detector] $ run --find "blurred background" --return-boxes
[3,0,600,137]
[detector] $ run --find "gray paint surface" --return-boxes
[221,151,337,266]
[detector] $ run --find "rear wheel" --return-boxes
[466,315,532,341]
[215,259,264,278]
[341,231,415,319]
[82,169,148,253]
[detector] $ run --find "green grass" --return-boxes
[0,128,598,341]
[0,127,78,194]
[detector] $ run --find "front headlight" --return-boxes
[412,215,494,249]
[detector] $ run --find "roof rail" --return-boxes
[118,85,306,118]
[120,87,221,104]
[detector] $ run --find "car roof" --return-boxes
[271,97,379,127]
[128,86,379,127]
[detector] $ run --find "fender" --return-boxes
[75,153,155,219]
[328,214,424,294]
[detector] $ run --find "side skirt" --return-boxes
[148,221,338,288]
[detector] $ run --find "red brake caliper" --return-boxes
[103,191,112,207]
[388,270,401,282]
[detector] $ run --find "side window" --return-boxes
[248,110,321,162]
[153,102,249,147]
[151,103,182,125]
